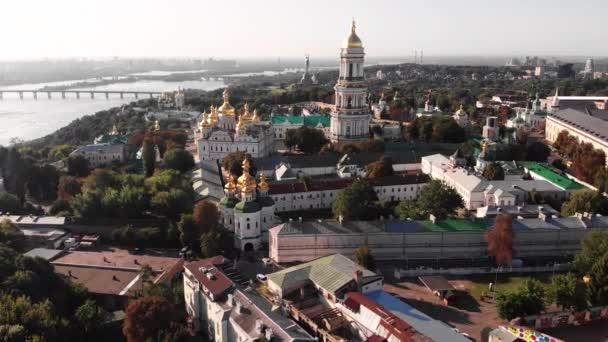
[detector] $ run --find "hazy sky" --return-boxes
[2,0,607,59]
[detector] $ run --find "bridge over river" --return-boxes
[0,89,162,100]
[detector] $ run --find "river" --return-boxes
[0,78,225,145]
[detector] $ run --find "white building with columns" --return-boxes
[329,20,372,145]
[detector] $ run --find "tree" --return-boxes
[561,189,608,217]
[48,145,75,160]
[485,214,514,266]
[201,228,234,258]
[587,252,608,306]
[366,156,393,179]
[395,180,463,220]
[496,279,546,320]
[526,142,550,162]
[192,200,219,234]
[333,179,378,221]
[548,273,588,311]
[74,299,108,334]
[222,151,256,177]
[571,150,606,184]
[284,126,328,154]
[354,246,375,270]
[163,148,195,174]
[67,155,89,177]
[57,176,82,201]
[142,139,156,177]
[123,296,183,342]
[177,214,197,250]
[482,162,505,181]
[0,192,21,214]
[515,128,529,145]
[138,264,155,292]
[575,230,608,276]
[150,189,193,219]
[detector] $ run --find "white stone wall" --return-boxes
[546,116,608,166]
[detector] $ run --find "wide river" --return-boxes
[0,78,225,146]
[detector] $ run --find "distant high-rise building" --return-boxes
[583,58,595,79]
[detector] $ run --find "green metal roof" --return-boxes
[234,201,261,213]
[523,163,584,190]
[271,115,330,127]
[418,218,489,232]
[267,254,379,295]
[95,134,129,145]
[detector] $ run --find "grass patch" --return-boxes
[467,273,554,299]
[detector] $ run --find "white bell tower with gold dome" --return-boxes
[330,19,371,145]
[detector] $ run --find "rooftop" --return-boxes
[271,115,330,127]
[523,163,584,190]
[23,248,65,261]
[267,254,381,296]
[0,214,65,226]
[549,108,608,142]
[184,256,233,299]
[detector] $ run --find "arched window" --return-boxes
[247,223,250,229]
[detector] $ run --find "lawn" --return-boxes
[467,273,554,299]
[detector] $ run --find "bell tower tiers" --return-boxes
[330,19,371,144]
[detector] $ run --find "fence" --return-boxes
[394,263,573,279]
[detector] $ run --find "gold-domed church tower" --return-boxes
[329,19,371,145]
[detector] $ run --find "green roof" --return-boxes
[271,115,330,127]
[234,200,261,213]
[267,254,379,295]
[523,163,584,190]
[418,218,489,232]
[95,134,129,145]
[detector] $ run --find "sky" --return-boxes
[1,0,607,59]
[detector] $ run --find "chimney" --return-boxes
[429,214,437,224]
[265,328,274,341]
[235,301,243,314]
[134,259,139,265]
[338,215,344,225]
[354,270,363,292]
[539,212,549,221]
[227,293,234,307]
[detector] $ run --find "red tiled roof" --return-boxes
[52,248,182,274]
[268,182,307,195]
[344,292,417,342]
[184,256,233,299]
[54,265,140,296]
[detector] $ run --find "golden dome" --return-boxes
[237,159,257,193]
[218,88,235,115]
[236,114,245,130]
[199,112,211,128]
[258,172,269,192]
[210,106,219,123]
[343,19,362,49]
[456,104,467,116]
[224,174,237,193]
[241,102,252,121]
[252,109,260,123]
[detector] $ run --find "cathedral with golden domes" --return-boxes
[218,158,277,251]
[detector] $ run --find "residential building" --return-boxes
[545,108,608,165]
[183,256,316,342]
[422,154,567,210]
[266,254,469,341]
[271,115,330,149]
[51,248,184,310]
[269,214,608,263]
[70,143,126,168]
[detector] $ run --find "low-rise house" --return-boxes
[183,256,316,342]
[0,215,69,249]
[51,248,183,310]
[70,143,126,168]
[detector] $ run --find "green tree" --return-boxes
[496,279,546,320]
[67,154,90,177]
[396,180,463,220]
[354,246,375,270]
[548,273,588,311]
[285,126,328,154]
[333,179,378,221]
[74,299,108,334]
[575,231,608,276]
[163,148,195,174]
[142,139,156,177]
[0,192,21,214]
[150,189,193,220]
[58,175,82,201]
[561,189,608,217]
[482,162,505,180]
[587,252,608,306]
[192,200,220,234]
[48,145,75,160]
[138,264,155,292]
[177,214,197,250]
[200,228,233,258]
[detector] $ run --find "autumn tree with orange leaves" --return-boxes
[485,213,514,266]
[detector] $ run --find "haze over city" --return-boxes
[2,0,608,59]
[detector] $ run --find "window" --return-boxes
[247,223,250,229]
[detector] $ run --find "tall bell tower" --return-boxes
[330,19,371,145]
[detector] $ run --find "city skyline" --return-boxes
[2,0,608,59]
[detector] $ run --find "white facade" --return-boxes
[330,20,371,145]
[70,144,126,168]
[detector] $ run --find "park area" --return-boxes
[384,273,608,342]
